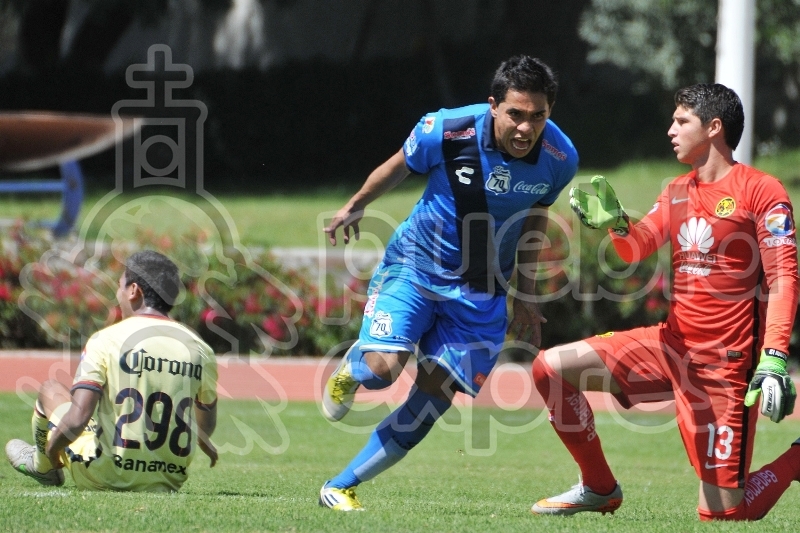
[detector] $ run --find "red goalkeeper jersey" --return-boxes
[611,163,799,364]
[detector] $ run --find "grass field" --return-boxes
[1,392,800,532]
[4,150,800,248]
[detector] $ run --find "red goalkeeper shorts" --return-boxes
[584,323,758,489]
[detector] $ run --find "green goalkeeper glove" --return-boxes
[569,175,629,234]
[744,348,797,423]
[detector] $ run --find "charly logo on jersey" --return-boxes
[456,166,474,185]
[422,116,436,134]
[715,197,736,218]
[677,217,716,277]
[370,311,393,337]
[763,203,797,247]
[485,166,511,194]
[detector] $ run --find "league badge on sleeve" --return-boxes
[404,130,418,157]
[763,203,797,248]
[764,204,794,236]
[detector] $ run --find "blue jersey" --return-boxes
[383,103,578,293]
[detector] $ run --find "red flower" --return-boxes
[200,308,219,324]
[243,294,261,314]
[0,282,11,301]
[262,315,286,340]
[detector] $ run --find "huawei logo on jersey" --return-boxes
[678,217,714,254]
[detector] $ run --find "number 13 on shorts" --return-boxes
[707,423,734,461]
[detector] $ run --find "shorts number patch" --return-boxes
[706,423,734,460]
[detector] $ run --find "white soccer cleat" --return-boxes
[5,439,65,487]
[319,482,365,511]
[321,348,360,422]
[531,481,622,516]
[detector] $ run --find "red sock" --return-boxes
[532,355,616,495]
[698,445,800,521]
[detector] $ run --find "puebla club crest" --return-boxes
[485,166,511,194]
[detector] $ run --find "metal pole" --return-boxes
[715,0,756,164]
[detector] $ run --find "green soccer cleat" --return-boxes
[319,482,365,511]
[531,481,622,516]
[321,347,361,422]
[5,439,65,487]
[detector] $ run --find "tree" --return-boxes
[579,0,800,149]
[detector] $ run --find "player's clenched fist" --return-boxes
[744,348,797,423]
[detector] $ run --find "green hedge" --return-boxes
[0,218,796,366]
[0,223,365,355]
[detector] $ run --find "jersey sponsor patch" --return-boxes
[422,116,436,134]
[764,204,794,237]
[485,166,511,194]
[763,236,797,247]
[444,127,476,140]
[715,197,736,218]
[363,291,379,318]
[541,139,568,161]
[678,217,714,254]
[512,181,551,195]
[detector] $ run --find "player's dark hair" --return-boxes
[674,83,745,150]
[491,56,558,106]
[124,250,180,314]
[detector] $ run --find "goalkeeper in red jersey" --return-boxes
[530,83,800,521]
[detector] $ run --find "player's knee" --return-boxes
[39,379,69,402]
[364,352,409,383]
[364,351,406,382]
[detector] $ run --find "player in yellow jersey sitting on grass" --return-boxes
[5,250,218,492]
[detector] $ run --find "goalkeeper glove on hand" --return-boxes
[744,348,796,423]
[569,175,629,234]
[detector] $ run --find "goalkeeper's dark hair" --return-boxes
[491,55,558,106]
[674,83,744,150]
[124,250,180,314]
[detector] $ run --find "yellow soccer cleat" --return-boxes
[321,348,360,422]
[319,483,365,511]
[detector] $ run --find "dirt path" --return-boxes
[0,350,676,417]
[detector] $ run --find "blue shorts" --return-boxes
[358,262,507,396]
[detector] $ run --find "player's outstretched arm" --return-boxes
[196,402,218,467]
[45,388,99,467]
[569,176,629,234]
[323,149,411,246]
[745,348,797,423]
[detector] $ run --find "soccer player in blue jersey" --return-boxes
[318,55,579,510]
